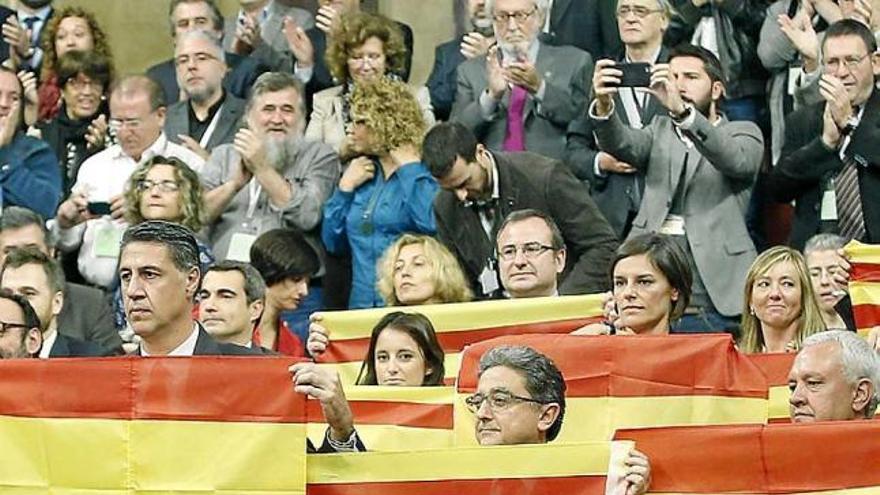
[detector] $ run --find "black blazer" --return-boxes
[57,282,122,355]
[49,333,112,357]
[543,0,621,59]
[768,88,880,248]
[146,52,270,105]
[434,152,619,298]
[135,326,262,356]
[426,37,465,121]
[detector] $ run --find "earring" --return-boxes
[749,307,756,316]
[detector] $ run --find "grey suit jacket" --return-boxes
[56,282,122,354]
[593,110,763,316]
[451,43,593,160]
[164,94,246,153]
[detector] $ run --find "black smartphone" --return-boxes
[87,201,111,216]
[610,62,652,88]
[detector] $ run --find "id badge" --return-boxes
[787,66,801,96]
[658,215,686,236]
[479,263,500,295]
[820,189,838,221]
[227,232,257,262]
[93,224,123,258]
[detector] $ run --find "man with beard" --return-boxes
[0,289,42,360]
[451,0,593,161]
[165,30,246,159]
[201,71,339,263]
[427,0,495,121]
[590,44,763,332]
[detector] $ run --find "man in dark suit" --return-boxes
[543,0,622,59]
[0,289,43,359]
[165,31,246,160]
[1,248,109,358]
[0,206,121,354]
[566,0,673,238]
[423,122,618,299]
[198,261,267,350]
[2,0,53,71]
[146,0,268,106]
[769,19,880,249]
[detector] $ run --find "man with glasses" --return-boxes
[566,0,673,238]
[770,19,880,249]
[54,75,204,290]
[423,122,618,300]
[0,289,42,359]
[165,30,246,160]
[451,0,593,161]
[496,209,565,298]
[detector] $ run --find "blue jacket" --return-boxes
[0,133,61,219]
[322,161,438,308]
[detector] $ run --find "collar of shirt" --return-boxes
[18,5,51,23]
[500,40,540,66]
[463,151,501,208]
[188,90,226,124]
[38,328,57,359]
[110,132,170,162]
[140,324,200,357]
[624,45,662,64]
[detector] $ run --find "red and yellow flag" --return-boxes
[0,357,307,494]
[454,334,770,445]
[845,241,880,337]
[314,295,604,384]
[748,353,796,423]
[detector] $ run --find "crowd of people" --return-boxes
[0,0,878,491]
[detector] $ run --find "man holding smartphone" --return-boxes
[588,44,763,333]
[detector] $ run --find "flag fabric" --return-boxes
[306,386,455,451]
[0,357,307,494]
[306,441,627,495]
[615,421,880,494]
[454,334,770,445]
[844,240,880,337]
[313,295,604,384]
[748,353,796,423]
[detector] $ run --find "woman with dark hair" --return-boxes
[249,228,321,356]
[573,233,693,335]
[308,311,446,386]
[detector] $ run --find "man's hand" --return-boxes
[819,74,852,147]
[851,0,874,28]
[504,60,542,94]
[283,17,314,68]
[591,59,622,117]
[486,45,507,100]
[177,134,210,161]
[2,17,31,59]
[778,13,819,63]
[0,97,19,147]
[233,128,269,172]
[833,248,853,287]
[460,32,494,60]
[231,13,261,55]
[316,4,340,34]
[17,70,37,107]
[338,156,375,192]
[85,115,108,150]
[307,314,330,357]
[598,152,637,174]
[109,194,126,220]
[650,63,686,115]
[289,362,354,441]
[56,192,95,229]
[625,449,652,495]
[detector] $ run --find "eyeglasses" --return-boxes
[348,53,384,65]
[823,53,869,73]
[616,5,663,18]
[0,321,29,335]
[136,179,180,193]
[175,52,220,67]
[109,118,144,131]
[66,76,103,91]
[498,242,555,261]
[465,390,546,414]
[492,6,538,24]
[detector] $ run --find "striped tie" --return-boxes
[835,156,866,241]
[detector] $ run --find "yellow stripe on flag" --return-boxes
[768,385,791,421]
[845,241,880,265]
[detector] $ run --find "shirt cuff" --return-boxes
[294,64,314,84]
[326,428,360,452]
[593,154,607,177]
[588,99,614,120]
[674,105,698,129]
[478,89,499,120]
[534,80,547,101]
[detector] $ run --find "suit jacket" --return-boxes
[48,332,111,357]
[136,326,262,356]
[593,110,764,316]
[434,152,618,298]
[146,52,269,105]
[56,282,122,354]
[565,47,670,238]
[768,89,880,249]
[543,0,621,59]
[451,43,593,160]
[0,7,13,63]
[426,37,466,121]
[164,94,246,152]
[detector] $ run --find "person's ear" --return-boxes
[185,267,200,300]
[554,248,566,274]
[248,299,264,326]
[670,288,679,302]
[24,327,42,355]
[852,378,873,417]
[51,290,64,318]
[711,80,724,102]
[536,402,561,435]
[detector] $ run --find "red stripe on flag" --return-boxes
[747,353,795,386]
[305,400,453,429]
[851,262,880,282]
[322,318,602,364]
[853,303,880,329]
[0,357,308,422]
[307,475,605,495]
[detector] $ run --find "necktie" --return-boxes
[22,16,39,45]
[503,85,528,151]
[835,157,866,241]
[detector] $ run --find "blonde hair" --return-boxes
[350,77,426,154]
[124,156,205,232]
[377,234,473,305]
[739,246,826,353]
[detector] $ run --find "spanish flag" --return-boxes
[615,421,880,494]
[454,334,770,445]
[314,295,604,384]
[0,357,307,494]
[748,353,796,423]
[307,440,627,495]
[845,241,880,337]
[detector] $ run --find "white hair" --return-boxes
[804,233,847,255]
[801,330,880,418]
[487,0,552,15]
[174,29,226,64]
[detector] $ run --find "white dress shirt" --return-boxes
[140,325,200,357]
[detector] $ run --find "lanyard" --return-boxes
[246,178,262,220]
[198,103,224,149]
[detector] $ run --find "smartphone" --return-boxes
[610,62,652,88]
[87,201,111,216]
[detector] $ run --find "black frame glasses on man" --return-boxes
[498,242,556,261]
[465,389,548,414]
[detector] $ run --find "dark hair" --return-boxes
[1,247,66,295]
[206,260,266,304]
[422,122,479,179]
[0,288,41,333]
[669,44,726,87]
[56,50,112,89]
[610,233,693,321]
[823,18,878,54]
[249,229,320,287]
[168,0,224,36]
[356,311,446,386]
[0,207,53,247]
[124,155,205,231]
[478,345,567,441]
[121,220,201,275]
[111,75,165,112]
[497,209,564,251]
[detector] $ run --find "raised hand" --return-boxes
[283,16,315,68]
[486,45,507,100]
[649,63,686,115]
[460,32,494,60]
[338,156,376,192]
[591,59,623,117]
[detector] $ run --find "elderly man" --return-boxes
[789,330,880,422]
[165,30,246,159]
[451,0,593,160]
[0,289,42,359]
[54,75,204,289]
[424,122,617,300]
[198,260,266,348]
[202,71,339,262]
[496,209,565,299]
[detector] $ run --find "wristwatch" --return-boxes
[669,104,693,123]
